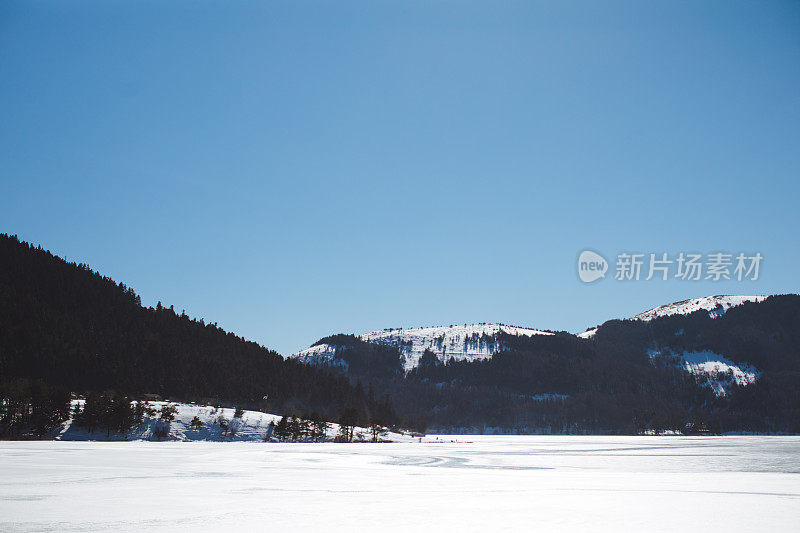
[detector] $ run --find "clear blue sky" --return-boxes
[2,1,799,356]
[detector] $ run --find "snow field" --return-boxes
[0,436,798,532]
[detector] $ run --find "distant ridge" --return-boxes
[295,323,553,371]
[578,295,767,338]
[631,295,767,321]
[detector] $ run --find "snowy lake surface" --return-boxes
[1,436,798,532]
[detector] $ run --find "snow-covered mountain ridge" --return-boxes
[295,296,767,364]
[631,295,767,321]
[294,324,554,371]
[578,295,766,338]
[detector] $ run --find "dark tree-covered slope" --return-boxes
[311,334,404,379]
[0,234,392,421]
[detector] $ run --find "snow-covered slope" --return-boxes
[631,295,766,322]
[292,343,349,370]
[294,324,553,371]
[56,401,416,442]
[647,349,760,396]
[57,402,281,442]
[361,324,553,370]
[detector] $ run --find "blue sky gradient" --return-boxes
[2,1,799,355]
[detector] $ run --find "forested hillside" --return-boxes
[0,234,396,437]
[297,297,800,434]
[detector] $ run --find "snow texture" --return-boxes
[1,436,798,532]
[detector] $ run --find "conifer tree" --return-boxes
[288,416,302,441]
[368,418,388,442]
[159,404,177,422]
[273,416,290,441]
[338,406,360,442]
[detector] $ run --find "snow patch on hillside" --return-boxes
[56,401,416,442]
[527,393,569,401]
[292,343,349,370]
[57,401,281,442]
[647,349,760,396]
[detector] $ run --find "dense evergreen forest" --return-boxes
[0,234,395,437]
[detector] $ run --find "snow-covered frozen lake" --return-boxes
[1,436,798,532]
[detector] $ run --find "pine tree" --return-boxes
[368,418,388,442]
[133,401,145,425]
[338,406,360,442]
[111,395,136,434]
[288,416,302,441]
[298,417,311,441]
[309,412,330,441]
[159,404,177,422]
[273,416,289,441]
